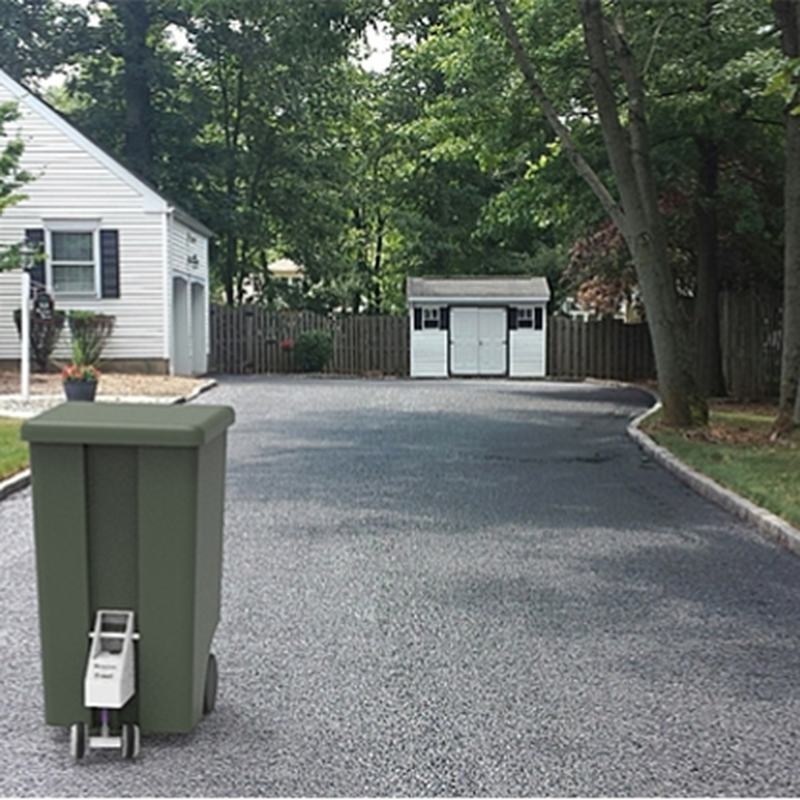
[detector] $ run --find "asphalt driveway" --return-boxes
[2,377,800,796]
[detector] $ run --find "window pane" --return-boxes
[52,231,93,262]
[53,265,95,293]
[423,307,440,329]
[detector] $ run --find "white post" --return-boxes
[20,269,30,402]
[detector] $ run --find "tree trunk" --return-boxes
[111,0,153,179]
[223,233,236,306]
[493,0,701,426]
[372,211,385,312]
[578,0,700,426]
[779,107,800,427]
[694,139,726,397]
[772,0,800,433]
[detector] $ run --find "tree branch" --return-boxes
[491,0,625,231]
[643,11,680,77]
[602,8,661,235]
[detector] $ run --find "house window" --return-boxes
[26,225,120,299]
[518,308,534,328]
[50,231,97,294]
[423,307,440,328]
[413,306,449,330]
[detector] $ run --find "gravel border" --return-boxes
[628,397,800,558]
[0,379,217,501]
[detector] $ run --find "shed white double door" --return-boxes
[450,307,507,376]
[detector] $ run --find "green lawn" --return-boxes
[0,418,27,481]
[642,404,800,530]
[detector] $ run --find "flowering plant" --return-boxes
[281,338,294,350]
[61,363,100,383]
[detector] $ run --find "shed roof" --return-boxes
[407,276,550,303]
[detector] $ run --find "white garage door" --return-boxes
[450,307,507,376]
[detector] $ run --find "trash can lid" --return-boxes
[21,402,235,447]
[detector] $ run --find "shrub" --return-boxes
[68,311,115,366]
[293,329,334,372]
[13,308,66,371]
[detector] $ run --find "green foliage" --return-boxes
[19,0,787,324]
[0,0,90,82]
[13,309,66,371]
[67,311,115,366]
[0,417,27,482]
[764,56,800,114]
[293,329,334,373]
[645,406,800,529]
[0,102,32,232]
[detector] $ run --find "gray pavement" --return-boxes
[3,377,800,796]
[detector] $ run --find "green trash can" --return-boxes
[21,401,235,759]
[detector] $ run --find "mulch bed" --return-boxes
[0,370,209,398]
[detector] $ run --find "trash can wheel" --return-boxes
[120,723,140,759]
[69,722,88,760]
[203,653,218,715]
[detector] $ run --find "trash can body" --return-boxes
[21,403,234,735]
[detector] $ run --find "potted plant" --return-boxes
[60,311,114,401]
[61,362,100,401]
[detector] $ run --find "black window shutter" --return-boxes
[508,307,518,330]
[534,307,543,330]
[24,229,46,290]
[100,229,120,298]
[439,307,449,331]
[413,307,423,330]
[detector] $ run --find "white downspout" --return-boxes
[163,211,172,375]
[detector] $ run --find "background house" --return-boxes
[407,276,551,378]
[0,67,213,376]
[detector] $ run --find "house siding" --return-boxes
[0,78,168,365]
[168,215,210,373]
[0,272,23,363]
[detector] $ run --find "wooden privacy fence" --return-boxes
[718,289,781,399]
[547,316,656,381]
[210,305,656,381]
[210,292,782,397]
[210,306,409,376]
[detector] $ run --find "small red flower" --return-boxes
[281,338,294,350]
[61,363,101,382]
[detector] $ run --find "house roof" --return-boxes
[407,276,551,303]
[268,258,304,279]
[0,68,214,239]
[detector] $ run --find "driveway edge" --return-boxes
[0,379,218,502]
[628,399,800,558]
[0,468,30,501]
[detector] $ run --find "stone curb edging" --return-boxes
[0,468,30,501]
[0,379,218,503]
[628,398,800,558]
[174,378,218,405]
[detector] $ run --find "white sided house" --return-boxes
[0,67,213,375]
[408,276,551,378]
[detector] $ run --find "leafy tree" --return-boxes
[0,0,90,83]
[63,1,199,191]
[771,0,800,433]
[375,1,563,297]
[487,0,784,424]
[0,102,33,270]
